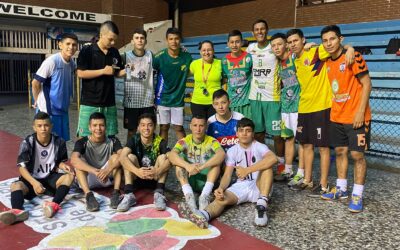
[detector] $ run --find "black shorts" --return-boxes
[190,103,216,119]
[18,172,64,200]
[329,121,371,152]
[124,106,155,130]
[132,177,157,190]
[296,109,330,147]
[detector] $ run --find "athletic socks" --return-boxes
[199,209,211,221]
[182,184,194,196]
[297,168,305,177]
[124,184,134,194]
[200,182,214,197]
[53,185,70,204]
[337,179,348,192]
[155,183,165,194]
[352,184,364,196]
[11,190,24,210]
[284,164,293,174]
[256,196,269,209]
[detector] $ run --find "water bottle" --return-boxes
[125,65,132,80]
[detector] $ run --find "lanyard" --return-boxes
[202,60,213,86]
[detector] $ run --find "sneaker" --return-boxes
[43,201,61,218]
[184,193,197,210]
[198,194,211,210]
[290,181,313,191]
[348,194,363,213]
[274,171,293,182]
[321,187,349,201]
[276,163,285,175]
[287,173,304,187]
[254,205,268,227]
[307,184,330,198]
[178,202,208,229]
[117,193,137,212]
[110,190,122,209]
[154,192,167,211]
[85,192,100,212]
[0,209,29,225]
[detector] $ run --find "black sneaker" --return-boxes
[110,190,122,209]
[307,184,330,198]
[86,192,100,212]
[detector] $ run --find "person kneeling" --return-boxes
[179,118,277,228]
[169,115,225,211]
[119,113,172,211]
[0,112,74,225]
[71,112,123,212]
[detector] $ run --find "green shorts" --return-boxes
[231,104,252,119]
[250,100,281,135]
[77,105,118,137]
[188,168,210,193]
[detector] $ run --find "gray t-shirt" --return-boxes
[73,136,122,168]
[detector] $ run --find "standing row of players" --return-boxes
[0,19,371,227]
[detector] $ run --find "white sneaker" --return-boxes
[184,193,197,210]
[117,193,137,212]
[254,205,268,226]
[154,192,167,211]
[198,194,210,210]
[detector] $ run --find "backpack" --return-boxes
[385,37,400,54]
[354,46,372,55]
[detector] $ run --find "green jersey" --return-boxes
[153,48,192,107]
[278,53,300,113]
[222,52,253,108]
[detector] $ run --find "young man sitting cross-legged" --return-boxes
[168,115,225,211]
[71,112,123,212]
[179,118,277,228]
[0,112,74,225]
[118,113,172,211]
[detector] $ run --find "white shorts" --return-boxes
[281,112,298,138]
[86,162,113,189]
[157,106,184,126]
[227,180,260,204]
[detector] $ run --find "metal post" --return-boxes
[28,69,31,108]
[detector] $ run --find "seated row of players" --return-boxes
[0,90,274,227]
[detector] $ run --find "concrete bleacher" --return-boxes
[180,20,400,159]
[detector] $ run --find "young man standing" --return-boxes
[207,89,244,152]
[71,112,123,212]
[153,28,192,143]
[222,30,253,118]
[32,33,78,141]
[168,116,225,211]
[179,118,277,228]
[247,19,285,171]
[270,33,304,184]
[77,21,125,137]
[287,29,354,196]
[123,28,155,141]
[118,113,172,212]
[0,112,74,225]
[321,25,371,213]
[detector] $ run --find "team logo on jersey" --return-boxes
[142,156,152,167]
[286,89,295,101]
[304,58,310,66]
[246,57,251,63]
[332,79,339,94]
[327,67,330,73]
[41,150,48,158]
[339,63,346,72]
[112,58,119,65]
[137,70,147,80]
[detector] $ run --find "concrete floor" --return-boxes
[0,103,399,249]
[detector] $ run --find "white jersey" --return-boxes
[33,138,56,179]
[226,141,270,182]
[246,43,280,101]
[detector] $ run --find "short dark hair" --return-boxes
[270,33,287,42]
[252,19,269,31]
[286,29,304,39]
[138,112,157,125]
[212,89,229,101]
[101,21,119,35]
[34,111,50,121]
[191,115,207,122]
[133,28,147,39]
[237,118,255,131]
[89,112,106,124]
[60,33,78,42]
[320,25,342,39]
[228,29,243,41]
[198,40,214,50]
[166,27,182,39]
